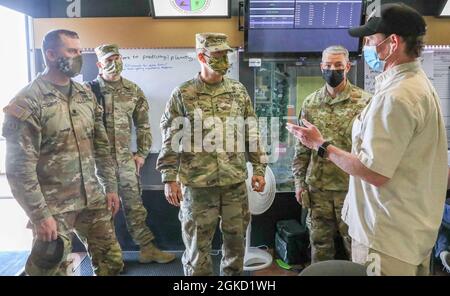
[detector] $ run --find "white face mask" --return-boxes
[102,59,123,76]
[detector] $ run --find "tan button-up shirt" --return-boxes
[343,61,448,265]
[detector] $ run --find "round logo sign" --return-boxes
[170,0,211,14]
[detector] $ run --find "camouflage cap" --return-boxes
[94,44,120,60]
[29,236,65,270]
[195,33,233,53]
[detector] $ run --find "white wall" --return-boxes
[0,6,28,174]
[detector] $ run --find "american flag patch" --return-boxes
[3,104,32,121]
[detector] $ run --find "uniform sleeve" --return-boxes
[133,87,152,158]
[357,94,417,178]
[156,89,184,183]
[2,98,52,224]
[292,103,312,190]
[243,86,267,177]
[92,98,118,194]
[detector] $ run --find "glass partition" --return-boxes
[253,60,358,192]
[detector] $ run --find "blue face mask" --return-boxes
[363,45,385,73]
[363,36,393,73]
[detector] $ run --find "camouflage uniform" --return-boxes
[156,33,266,276]
[292,81,371,263]
[2,74,123,275]
[87,74,155,248]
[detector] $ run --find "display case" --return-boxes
[253,60,359,192]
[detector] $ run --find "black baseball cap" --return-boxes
[349,3,426,38]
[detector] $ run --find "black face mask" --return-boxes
[322,69,345,88]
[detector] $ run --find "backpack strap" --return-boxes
[87,80,107,131]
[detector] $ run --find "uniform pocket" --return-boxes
[301,190,311,209]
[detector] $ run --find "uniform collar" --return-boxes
[72,80,88,94]
[97,75,133,90]
[35,73,87,101]
[194,73,232,96]
[319,80,354,105]
[375,60,421,91]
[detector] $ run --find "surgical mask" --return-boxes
[103,59,123,76]
[205,54,230,76]
[56,55,83,77]
[363,36,393,73]
[322,69,345,88]
[363,46,385,72]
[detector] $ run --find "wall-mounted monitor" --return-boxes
[150,0,231,18]
[245,0,365,58]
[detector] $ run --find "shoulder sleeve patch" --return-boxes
[3,104,32,121]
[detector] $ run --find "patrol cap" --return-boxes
[95,44,120,61]
[195,33,233,53]
[349,3,426,38]
[29,236,65,269]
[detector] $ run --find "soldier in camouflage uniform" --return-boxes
[292,46,371,263]
[88,44,175,264]
[2,30,123,275]
[156,33,267,276]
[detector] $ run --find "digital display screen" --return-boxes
[246,0,364,56]
[151,0,230,18]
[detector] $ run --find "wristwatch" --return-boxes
[318,141,331,158]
